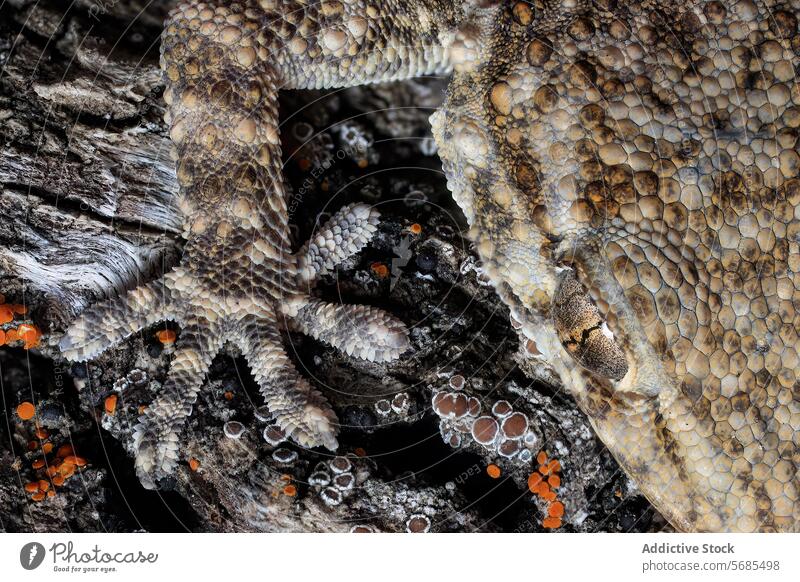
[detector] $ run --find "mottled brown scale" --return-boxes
[432,0,800,531]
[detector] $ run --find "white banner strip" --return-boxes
[2,533,799,581]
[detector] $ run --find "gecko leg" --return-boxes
[59,0,462,486]
[290,202,410,361]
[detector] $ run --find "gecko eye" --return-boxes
[551,269,628,381]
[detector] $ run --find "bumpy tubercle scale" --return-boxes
[432,0,800,532]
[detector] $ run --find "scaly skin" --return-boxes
[60,1,416,488]
[63,0,800,530]
[432,0,800,531]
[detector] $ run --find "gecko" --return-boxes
[60,0,799,531]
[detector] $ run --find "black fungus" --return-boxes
[342,405,377,430]
[38,402,65,424]
[71,362,88,379]
[415,250,436,274]
[146,342,163,358]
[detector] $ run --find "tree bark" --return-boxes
[0,0,177,330]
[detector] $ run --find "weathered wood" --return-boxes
[0,0,178,329]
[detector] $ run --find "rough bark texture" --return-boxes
[0,0,666,532]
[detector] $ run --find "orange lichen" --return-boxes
[542,517,562,529]
[17,324,41,349]
[530,451,565,530]
[370,262,389,278]
[104,394,118,415]
[31,492,45,502]
[16,402,36,421]
[549,501,565,518]
[0,297,42,347]
[486,464,501,479]
[26,443,89,493]
[280,474,292,482]
[27,440,37,451]
[354,447,367,457]
[223,391,234,401]
[24,482,39,493]
[64,455,87,467]
[283,484,297,496]
[156,329,177,344]
[35,427,49,439]
[189,458,200,472]
[542,489,557,502]
[0,304,13,324]
[409,223,422,235]
[527,472,542,493]
[357,158,368,169]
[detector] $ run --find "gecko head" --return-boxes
[432,121,664,403]
[430,0,800,531]
[429,48,671,404]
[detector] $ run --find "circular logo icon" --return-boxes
[20,542,46,570]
